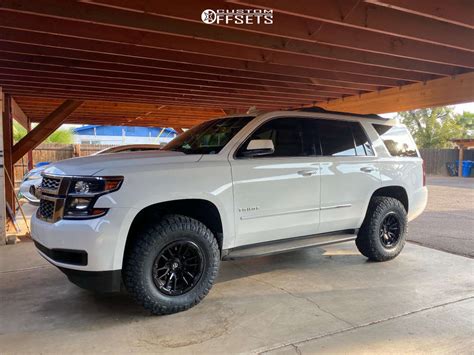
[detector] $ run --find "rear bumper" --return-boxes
[408,186,428,222]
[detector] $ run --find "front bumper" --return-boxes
[31,206,137,271]
[59,266,122,292]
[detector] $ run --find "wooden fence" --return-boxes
[419,148,474,176]
[14,145,474,184]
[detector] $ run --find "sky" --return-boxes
[380,102,474,119]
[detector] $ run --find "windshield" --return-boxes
[162,116,254,154]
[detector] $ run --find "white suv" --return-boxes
[31,108,428,315]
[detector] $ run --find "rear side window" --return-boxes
[318,120,374,156]
[373,124,418,157]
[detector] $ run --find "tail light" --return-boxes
[422,160,426,186]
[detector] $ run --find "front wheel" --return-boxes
[123,214,220,315]
[356,197,407,261]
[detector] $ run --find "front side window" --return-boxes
[163,116,253,154]
[373,124,418,157]
[237,117,316,158]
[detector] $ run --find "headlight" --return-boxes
[68,176,123,195]
[63,176,123,219]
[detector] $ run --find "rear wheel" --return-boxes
[356,196,407,261]
[123,214,220,315]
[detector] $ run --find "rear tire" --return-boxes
[356,196,407,261]
[123,214,220,315]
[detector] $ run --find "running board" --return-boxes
[222,231,357,260]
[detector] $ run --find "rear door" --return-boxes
[315,119,382,233]
[230,117,321,247]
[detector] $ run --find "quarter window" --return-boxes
[373,124,418,157]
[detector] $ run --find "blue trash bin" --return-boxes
[461,161,472,177]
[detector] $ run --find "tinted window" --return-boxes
[319,120,356,156]
[163,116,253,154]
[237,118,315,157]
[353,124,375,156]
[373,124,418,157]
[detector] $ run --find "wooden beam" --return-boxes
[0,53,362,97]
[88,0,470,73]
[0,28,401,88]
[0,8,448,81]
[0,73,339,101]
[234,0,474,51]
[366,0,474,29]
[12,100,83,163]
[11,97,28,129]
[317,72,474,114]
[0,40,385,92]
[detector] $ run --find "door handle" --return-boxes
[360,167,374,173]
[297,169,318,177]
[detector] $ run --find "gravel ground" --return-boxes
[409,176,474,257]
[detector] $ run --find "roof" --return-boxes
[296,106,385,120]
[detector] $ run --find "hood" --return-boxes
[43,150,200,176]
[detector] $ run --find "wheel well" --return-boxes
[125,199,224,255]
[371,186,409,212]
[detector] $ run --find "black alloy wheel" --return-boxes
[152,240,204,296]
[379,212,401,249]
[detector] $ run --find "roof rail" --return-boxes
[294,106,386,120]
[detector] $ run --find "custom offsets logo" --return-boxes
[201,9,273,25]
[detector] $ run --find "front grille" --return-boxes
[38,199,55,221]
[41,176,61,192]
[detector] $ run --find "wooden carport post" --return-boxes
[2,94,15,232]
[0,88,5,244]
[458,148,464,177]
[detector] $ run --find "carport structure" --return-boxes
[0,0,474,241]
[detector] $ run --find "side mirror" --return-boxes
[241,139,275,157]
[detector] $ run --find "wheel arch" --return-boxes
[371,185,409,212]
[124,198,225,259]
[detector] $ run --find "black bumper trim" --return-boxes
[58,267,122,293]
[34,241,88,266]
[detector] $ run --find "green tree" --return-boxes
[454,111,474,137]
[12,121,74,144]
[398,107,465,148]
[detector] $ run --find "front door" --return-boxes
[230,117,321,247]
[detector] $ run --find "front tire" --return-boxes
[356,197,407,261]
[123,214,220,315]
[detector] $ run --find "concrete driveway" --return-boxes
[409,177,474,257]
[1,240,473,354]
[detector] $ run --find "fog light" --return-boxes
[69,197,91,211]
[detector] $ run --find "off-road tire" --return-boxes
[356,196,407,261]
[123,214,220,315]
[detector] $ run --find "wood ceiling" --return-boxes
[0,0,473,127]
